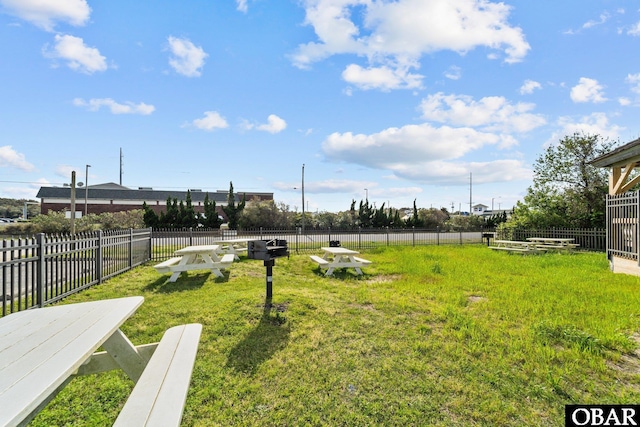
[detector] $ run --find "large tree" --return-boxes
[509,132,616,229]
[222,181,246,230]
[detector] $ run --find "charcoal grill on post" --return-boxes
[247,239,289,301]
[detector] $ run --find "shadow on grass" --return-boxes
[144,270,229,293]
[313,267,369,280]
[226,300,291,374]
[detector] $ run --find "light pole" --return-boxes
[301,164,305,235]
[70,171,76,235]
[492,196,501,211]
[84,164,91,216]
[364,188,368,201]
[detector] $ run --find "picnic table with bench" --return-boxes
[489,240,547,254]
[0,296,202,426]
[213,238,252,260]
[154,244,235,282]
[310,247,372,276]
[526,237,579,251]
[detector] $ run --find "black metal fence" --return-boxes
[1,225,607,316]
[1,228,151,316]
[150,227,487,260]
[607,192,639,261]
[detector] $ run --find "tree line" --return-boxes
[0,133,617,235]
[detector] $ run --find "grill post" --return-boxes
[265,259,274,301]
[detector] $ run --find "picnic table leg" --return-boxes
[169,254,194,282]
[200,253,225,278]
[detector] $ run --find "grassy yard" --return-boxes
[31,245,640,426]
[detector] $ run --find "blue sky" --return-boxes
[1,0,640,214]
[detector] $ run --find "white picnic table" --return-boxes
[0,296,202,426]
[526,237,579,250]
[154,244,235,282]
[213,238,252,260]
[490,240,546,253]
[310,247,372,276]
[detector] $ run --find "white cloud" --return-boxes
[0,0,90,31]
[342,64,423,90]
[44,34,107,74]
[236,0,248,13]
[292,0,529,90]
[548,112,623,146]
[73,98,155,115]
[167,36,208,77]
[322,123,515,172]
[570,77,607,103]
[274,179,377,194]
[619,97,631,106]
[626,73,640,94]
[627,21,640,36]
[519,79,541,95]
[256,115,287,134]
[190,111,228,131]
[582,12,610,29]
[55,164,76,178]
[392,159,531,184]
[0,146,35,171]
[419,92,546,134]
[444,66,462,80]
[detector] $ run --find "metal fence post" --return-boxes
[36,233,45,308]
[97,230,103,284]
[358,227,362,249]
[436,226,440,246]
[129,229,134,268]
[412,226,416,246]
[386,227,390,246]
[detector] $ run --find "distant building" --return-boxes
[472,204,489,215]
[36,182,273,219]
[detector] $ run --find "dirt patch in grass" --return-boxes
[468,295,487,304]
[366,274,402,284]
[608,333,640,375]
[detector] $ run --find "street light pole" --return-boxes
[85,164,91,216]
[301,164,305,235]
[364,188,368,201]
[70,171,76,235]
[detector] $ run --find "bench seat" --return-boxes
[352,256,372,265]
[310,255,330,266]
[113,323,202,427]
[219,253,236,264]
[153,257,182,273]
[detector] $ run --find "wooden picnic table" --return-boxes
[0,296,202,426]
[310,247,372,276]
[154,244,235,282]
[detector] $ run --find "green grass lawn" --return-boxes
[31,245,640,426]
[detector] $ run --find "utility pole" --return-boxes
[301,164,305,235]
[85,164,91,216]
[469,172,472,214]
[70,171,76,235]
[120,148,123,186]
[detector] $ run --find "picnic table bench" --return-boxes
[213,238,252,260]
[526,237,579,251]
[489,240,547,254]
[311,247,372,276]
[154,244,235,282]
[0,296,202,426]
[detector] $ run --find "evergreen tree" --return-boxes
[222,181,246,229]
[203,193,223,228]
[142,202,159,228]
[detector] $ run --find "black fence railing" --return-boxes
[149,227,487,260]
[607,192,639,261]
[1,228,151,316]
[2,225,607,316]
